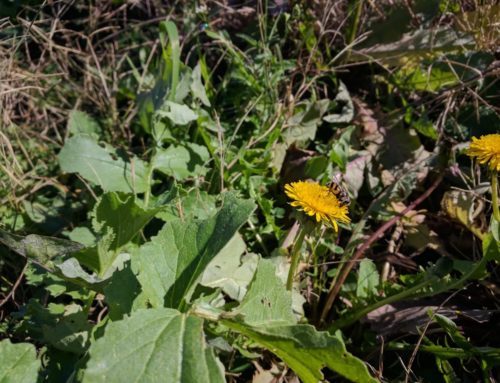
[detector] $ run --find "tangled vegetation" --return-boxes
[1,1,499,382]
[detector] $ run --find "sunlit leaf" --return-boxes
[201,233,258,301]
[58,136,148,193]
[82,308,225,383]
[223,320,378,383]
[67,110,101,138]
[0,340,40,383]
[356,259,380,300]
[93,192,160,251]
[153,143,209,180]
[234,258,295,325]
[133,193,255,309]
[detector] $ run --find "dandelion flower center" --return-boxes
[466,134,500,172]
[284,181,350,232]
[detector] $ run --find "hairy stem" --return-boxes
[492,170,500,222]
[286,225,307,291]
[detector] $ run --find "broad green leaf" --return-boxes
[66,227,96,247]
[156,189,217,221]
[0,340,40,383]
[223,320,377,383]
[134,193,255,309]
[93,192,160,251]
[157,101,198,125]
[82,308,225,383]
[58,135,148,193]
[234,258,295,325]
[67,110,101,137]
[0,228,120,290]
[0,228,83,268]
[103,260,142,320]
[54,253,129,290]
[153,143,209,180]
[356,259,380,299]
[412,116,438,140]
[55,258,106,286]
[283,100,329,145]
[191,63,211,106]
[395,64,458,92]
[329,125,357,172]
[201,233,258,301]
[41,303,91,354]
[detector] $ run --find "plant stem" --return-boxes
[83,291,97,316]
[328,277,436,332]
[492,170,500,222]
[286,225,307,291]
[143,154,156,208]
[329,247,491,332]
[344,0,364,62]
[319,174,443,324]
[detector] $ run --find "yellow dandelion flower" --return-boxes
[284,180,351,232]
[466,134,500,171]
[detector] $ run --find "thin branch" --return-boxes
[0,261,28,308]
[320,173,444,324]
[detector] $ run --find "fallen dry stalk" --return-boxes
[320,172,445,325]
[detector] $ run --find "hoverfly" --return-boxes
[327,177,351,207]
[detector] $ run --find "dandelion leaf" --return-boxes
[223,320,378,383]
[133,192,255,309]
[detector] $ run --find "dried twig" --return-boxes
[320,173,444,324]
[0,262,28,309]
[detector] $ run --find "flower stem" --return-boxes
[492,170,500,222]
[286,225,307,291]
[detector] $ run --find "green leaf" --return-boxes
[41,303,91,354]
[283,100,329,145]
[103,260,142,320]
[234,258,295,325]
[161,21,180,102]
[201,233,258,301]
[58,135,148,193]
[483,233,500,263]
[191,63,211,106]
[93,192,160,251]
[432,313,471,350]
[223,320,378,383]
[412,116,438,140]
[356,259,380,300]
[0,340,40,383]
[67,110,101,138]
[0,228,83,267]
[323,81,354,124]
[157,101,198,125]
[82,308,225,383]
[55,258,106,286]
[134,193,256,309]
[329,125,357,171]
[156,189,217,221]
[153,143,209,180]
[66,227,96,247]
